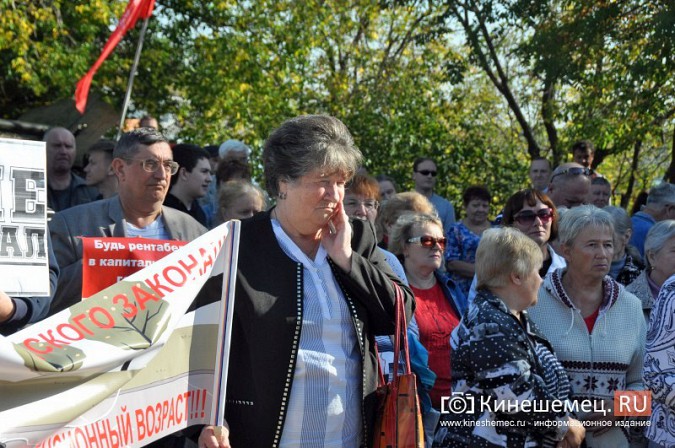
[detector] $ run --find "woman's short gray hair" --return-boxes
[603,206,632,237]
[388,213,442,257]
[645,220,675,270]
[262,115,363,198]
[558,205,614,247]
[476,227,543,290]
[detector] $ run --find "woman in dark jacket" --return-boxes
[199,115,414,448]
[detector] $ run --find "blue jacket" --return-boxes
[630,211,656,257]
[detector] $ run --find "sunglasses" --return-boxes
[550,167,590,181]
[416,170,437,177]
[407,235,447,249]
[513,208,554,226]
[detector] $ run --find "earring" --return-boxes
[278,192,287,200]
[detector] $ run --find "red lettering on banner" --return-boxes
[168,397,177,427]
[198,247,213,276]
[113,294,138,319]
[39,330,69,348]
[89,307,115,329]
[163,265,187,287]
[145,273,173,298]
[56,323,86,341]
[176,392,185,423]
[24,338,51,355]
[135,408,147,441]
[131,285,161,311]
[178,254,199,276]
[72,313,96,336]
[118,411,133,446]
[73,427,88,447]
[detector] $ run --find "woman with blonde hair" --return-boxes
[439,227,584,447]
[217,179,266,224]
[375,191,435,248]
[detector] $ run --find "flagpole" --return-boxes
[116,17,150,141]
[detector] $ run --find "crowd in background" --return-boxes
[4,116,675,448]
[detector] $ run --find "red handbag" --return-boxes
[372,283,424,448]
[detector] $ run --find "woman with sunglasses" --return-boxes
[445,185,492,297]
[528,205,646,448]
[389,213,467,417]
[502,189,566,279]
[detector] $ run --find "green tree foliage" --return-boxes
[436,0,674,206]
[2,0,672,211]
[0,1,125,114]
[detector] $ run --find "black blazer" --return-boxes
[225,210,414,447]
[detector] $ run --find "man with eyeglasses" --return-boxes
[547,162,592,209]
[629,182,675,258]
[47,128,207,315]
[412,157,455,233]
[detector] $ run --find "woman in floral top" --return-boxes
[445,185,492,297]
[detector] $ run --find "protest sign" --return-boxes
[81,237,187,298]
[0,138,49,297]
[0,221,239,447]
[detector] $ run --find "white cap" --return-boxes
[219,139,251,159]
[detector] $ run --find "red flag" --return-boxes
[74,0,155,114]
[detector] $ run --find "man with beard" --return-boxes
[47,128,206,315]
[44,127,98,212]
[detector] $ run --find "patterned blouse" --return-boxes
[436,290,571,447]
[444,221,485,297]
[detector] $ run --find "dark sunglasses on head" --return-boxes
[551,167,590,180]
[416,170,437,177]
[513,208,554,226]
[407,235,447,249]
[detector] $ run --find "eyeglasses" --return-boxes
[550,167,590,181]
[513,208,554,226]
[416,170,437,177]
[124,158,180,175]
[344,199,379,211]
[407,235,447,249]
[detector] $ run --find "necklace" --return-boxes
[409,273,436,289]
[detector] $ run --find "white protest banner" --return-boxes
[0,220,239,448]
[0,138,49,297]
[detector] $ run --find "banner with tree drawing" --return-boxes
[0,221,239,448]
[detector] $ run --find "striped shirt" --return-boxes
[272,219,362,448]
[125,216,170,240]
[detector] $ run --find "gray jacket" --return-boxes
[48,196,206,315]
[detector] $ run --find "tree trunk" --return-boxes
[668,127,675,183]
[622,140,642,209]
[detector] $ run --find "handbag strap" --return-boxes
[391,282,412,378]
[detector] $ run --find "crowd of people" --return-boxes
[3,114,675,448]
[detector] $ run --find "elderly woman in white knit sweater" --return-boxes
[528,205,646,448]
